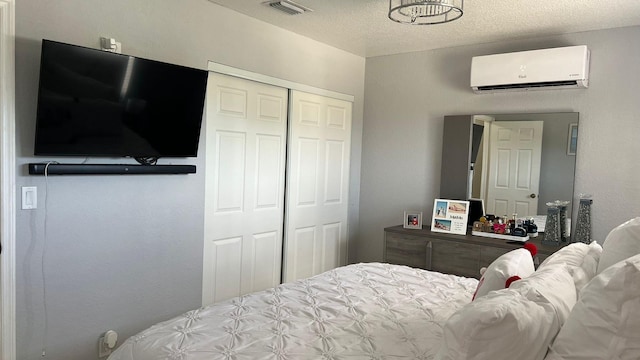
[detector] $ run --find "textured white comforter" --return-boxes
[109,263,478,360]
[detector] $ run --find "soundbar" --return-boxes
[28,163,196,175]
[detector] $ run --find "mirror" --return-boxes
[441,112,578,218]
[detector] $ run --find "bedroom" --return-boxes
[4,0,640,359]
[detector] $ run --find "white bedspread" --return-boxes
[109,263,478,360]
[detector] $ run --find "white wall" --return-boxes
[358,26,640,263]
[15,1,365,359]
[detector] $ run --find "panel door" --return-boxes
[202,72,288,305]
[283,91,352,282]
[486,121,543,217]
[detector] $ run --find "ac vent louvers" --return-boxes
[476,80,579,91]
[264,0,312,15]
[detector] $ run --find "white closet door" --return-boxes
[283,91,352,283]
[202,72,288,305]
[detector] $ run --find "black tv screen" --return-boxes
[34,40,208,158]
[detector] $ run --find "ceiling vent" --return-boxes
[263,0,312,15]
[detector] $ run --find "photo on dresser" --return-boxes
[431,198,470,235]
[403,211,423,229]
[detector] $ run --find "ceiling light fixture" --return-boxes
[264,0,312,16]
[389,0,463,25]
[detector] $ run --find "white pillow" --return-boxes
[539,242,594,268]
[573,241,603,292]
[472,248,535,300]
[510,264,577,326]
[596,217,640,274]
[436,289,557,360]
[539,241,602,293]
[546,253,640,360]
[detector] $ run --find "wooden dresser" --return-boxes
[383,225,566,279]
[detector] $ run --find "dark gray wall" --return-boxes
[15,1,365,359]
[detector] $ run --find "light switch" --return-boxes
[22,186,37,210]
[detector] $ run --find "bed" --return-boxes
[107,262,478,360]
[108,217,640,360]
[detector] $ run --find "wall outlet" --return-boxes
[98,336,111,358]
[98,330,118,358]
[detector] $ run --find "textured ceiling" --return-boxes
[208,0,640,58]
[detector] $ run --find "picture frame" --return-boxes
[403,211,423,229]
[431,199,470,235]
[567,123,578,156]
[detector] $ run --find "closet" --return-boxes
[202,71,352,305]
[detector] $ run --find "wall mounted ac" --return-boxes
[470,45,590,93]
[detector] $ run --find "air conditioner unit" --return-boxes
[470,45,590,93]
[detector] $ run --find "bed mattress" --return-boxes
[108,262,478,360]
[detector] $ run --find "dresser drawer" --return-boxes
[479,246,511,269]
[384,232,430,270]
[431,240,481,278]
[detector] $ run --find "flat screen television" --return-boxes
[34,40,208,161]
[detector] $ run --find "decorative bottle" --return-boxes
[542,203,561,246]
[557,201,570,242]
[574,195,593,244]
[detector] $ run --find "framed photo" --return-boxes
[431,199,470,235]
[567,123,578,156]
[403,211,423,229]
